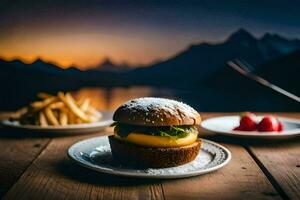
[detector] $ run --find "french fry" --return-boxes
[59,112,68,126]
[49,102,64,109]
[87,114,100,123]
[10,107,28,119]
[30,97,57,111]
[44,107,59,125]
[39,111,48,127]
[79,98,90,112]
[16,107,28,115]
[58,92,90,122]
[37,92,53,99]
[87,107,102,119]
[11,91,102,126]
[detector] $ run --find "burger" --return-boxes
[109,97,201,168]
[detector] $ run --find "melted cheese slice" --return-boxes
[114,132,198,148]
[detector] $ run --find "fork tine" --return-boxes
[227,59,300,103]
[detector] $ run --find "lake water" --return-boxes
[72,86,178,111]
[72,86,299,112]
[1,86,298,111]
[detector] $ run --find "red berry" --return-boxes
[277,121,283,132]
[257,116,279,132]
[233,126,243,131]
[233,112,257,131]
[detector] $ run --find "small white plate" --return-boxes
[1,111,113,134]
[68,136,231,179]
[201,116,300,139]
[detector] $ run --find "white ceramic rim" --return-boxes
[68,136,232,179]
[201,116,300,138]
[1,111,113,132]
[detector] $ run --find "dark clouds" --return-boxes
[1,0,300,38]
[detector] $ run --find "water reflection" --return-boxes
[72,86,241,112]
[1,86,298,112]
[73,87,162,111]
[72,86,300,112]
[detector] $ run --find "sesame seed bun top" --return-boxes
[113,97,201,126]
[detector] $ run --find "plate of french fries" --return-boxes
[1,92,113,134]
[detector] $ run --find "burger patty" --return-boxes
[109,136,201,168]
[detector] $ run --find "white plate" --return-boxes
[68,136,231,179]
[1,111,113,134]
[201,116,300,139]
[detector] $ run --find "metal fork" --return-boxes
[227,59,300,103]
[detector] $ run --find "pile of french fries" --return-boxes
[10,92,102,127]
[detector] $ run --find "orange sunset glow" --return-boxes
[0,2,239,70]
[0,33,176,69]
[0,25,204,70]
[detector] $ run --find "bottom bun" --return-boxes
[108,136,201,168]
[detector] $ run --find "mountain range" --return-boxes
[90,58,131,72]
[0,28,299,110]
[127,28,300,86]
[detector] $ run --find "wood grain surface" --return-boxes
[248,139,300,200]
[162,143,280,200]
[0,128,50,196]
[248,113,300,200]
[3,133,164,200]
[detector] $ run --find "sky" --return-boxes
[1,0,300,69]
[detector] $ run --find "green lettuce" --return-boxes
[112,123,197,139]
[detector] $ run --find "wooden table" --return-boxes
[0,113,299,200]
